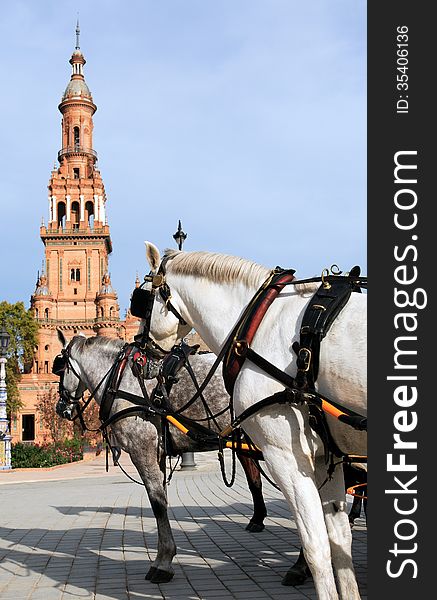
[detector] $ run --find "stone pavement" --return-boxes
[0,451,367,599]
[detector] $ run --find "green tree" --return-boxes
[0,301,38,415]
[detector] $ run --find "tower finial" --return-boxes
[75,17,80,50]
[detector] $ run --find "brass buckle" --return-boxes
[298,347,312,372]
[312,304,326,311]
[321,268,331,290]
[151,273,165,288]
[234,339,248,357]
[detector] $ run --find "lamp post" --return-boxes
[172,220,187,251]
[0,325,12,470]
[172,221,196,470]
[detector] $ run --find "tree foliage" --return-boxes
[36,387,74,445]
[37,386,101,447]
[0,301,38,414]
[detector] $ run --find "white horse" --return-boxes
[141,242,367,600]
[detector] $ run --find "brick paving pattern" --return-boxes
[0,452,367,599]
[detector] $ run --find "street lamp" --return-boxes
[0,325,10,357]
[171,222,196,470]
[0,324,12,470]
[172,220,187,251]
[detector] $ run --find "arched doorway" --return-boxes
[57,202,66,228]
[85,201,94,228]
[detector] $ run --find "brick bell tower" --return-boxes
[35,24,120,345]
[13,27,140,445]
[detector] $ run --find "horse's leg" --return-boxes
[348,494,363,525]
[316,459,361,600]
[344,463,367,526]
[237,454,267,532]
[281,547,312,586]
[129,448,176,584]
[261,445,340,600]
[283,483,363,585]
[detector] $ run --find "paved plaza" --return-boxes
[0,452,367,600]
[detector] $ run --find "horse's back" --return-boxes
[166,352,230,422]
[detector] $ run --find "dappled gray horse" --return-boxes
[54,331,267,584]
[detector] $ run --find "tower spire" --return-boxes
[75,18,80,50]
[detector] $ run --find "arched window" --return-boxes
[35,308,39,319]
[85,201,94,228]
[44,308,49,321]
[70,268,81,282]
[71,201,80,229]
[109,306,114,319]
[57,202,66,228]
[74,126,80,150]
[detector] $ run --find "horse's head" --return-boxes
[133,242,191,351]
[53,329,87,420]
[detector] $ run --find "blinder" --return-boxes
[130,260,187,347]
[130,285,155,320]
[52,353,67,376]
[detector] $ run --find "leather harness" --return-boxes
[223,268,296,394]
[53,261,367,470]
[219,267,367,460]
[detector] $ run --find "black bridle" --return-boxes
[130,256,187,349]
[52,341,116,425]
[52,344,85,416]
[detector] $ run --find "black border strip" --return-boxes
[368,2,433,596]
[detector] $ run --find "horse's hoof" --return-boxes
[150,568,174,584]
[245,521,265,533]
[145,566,157,580]
[281,567,312,586]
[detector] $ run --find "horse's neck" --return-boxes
[174,275,260,353]
[76,344,120,405]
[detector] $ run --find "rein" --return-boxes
[54,258,367,490]
[54,338,261,455]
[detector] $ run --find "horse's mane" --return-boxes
[163,249,319,295]
[163,249,271,288]
[72,334,124,356]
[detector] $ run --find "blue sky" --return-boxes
[0,1,366,314]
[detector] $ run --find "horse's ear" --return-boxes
[57,328,67,348]
[145,241,161,273]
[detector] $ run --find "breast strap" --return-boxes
[223,268,295,394]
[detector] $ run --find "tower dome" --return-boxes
[34,274,50,296]
[62,77,92,101]
[98,273,116,296]
[59,21,96,110]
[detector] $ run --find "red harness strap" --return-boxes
[223,270,295,395]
